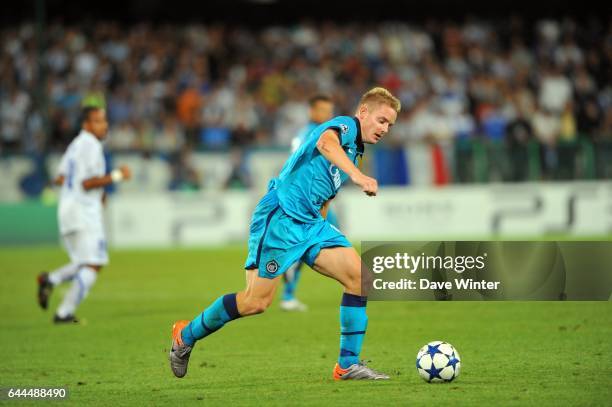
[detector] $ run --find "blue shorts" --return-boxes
[244,190,351,279]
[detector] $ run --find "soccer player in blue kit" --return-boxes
[169,87,401,380]
[281,94,336,312]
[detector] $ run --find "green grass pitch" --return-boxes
[0,246,610,406]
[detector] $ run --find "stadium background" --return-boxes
[1,1,611,245]
[0,1,611,405]
[0,0,610,245]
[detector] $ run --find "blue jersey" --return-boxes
[271,116,364,223]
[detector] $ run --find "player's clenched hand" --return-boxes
[351,172,378,196]
[119,165,132,180]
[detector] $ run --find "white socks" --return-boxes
[56,266,98,318]
[48,263,79,286]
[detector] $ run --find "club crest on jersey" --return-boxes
[266,260,279,274]
[329,164,341,190]
[339,124,349,134]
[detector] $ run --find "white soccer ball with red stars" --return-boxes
[416,341,461,382]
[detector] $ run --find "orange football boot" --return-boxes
[169,320,192,378]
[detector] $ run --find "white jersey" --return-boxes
[57,130,106,235]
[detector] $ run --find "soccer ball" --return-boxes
[416,341,461,382]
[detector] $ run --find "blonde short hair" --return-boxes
[358,87,401,113]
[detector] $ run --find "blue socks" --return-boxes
[338,293,368,368]
[180,290,368,369]
[282,262,303,301]
[181,293,242,346]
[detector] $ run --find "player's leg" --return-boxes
[37,235,81,310]
[280,261,307,311]
[170,188,289,378]
[54,230,107,323]
[311,246,389,380]
[282,262,300,301]
[312,246,362,293]
[48,263,80,285]
[37,262,78,310]
[180,269,278,345]
[237,269,280,315]
[170,270,279,378]
[55,264,101,323]
[280,207,340,312]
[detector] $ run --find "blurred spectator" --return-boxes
[107,120,138,151]
[176,84,203,147]
[0,85,30,151]
[539,65,572,114]
[505,109,534,181]
[532,107,561,178]
[153,116,185,156]
[169,146,201,191]
[0,17,609,184]
[576,96,602,138]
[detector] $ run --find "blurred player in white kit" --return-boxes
[37,106,131,323]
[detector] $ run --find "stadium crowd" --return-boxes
[0,17,610,185]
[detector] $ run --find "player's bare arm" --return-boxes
[82,165,131,191]
[316,130,378,196]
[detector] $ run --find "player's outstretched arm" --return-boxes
[316,130,378,196]
[82,165,131,191]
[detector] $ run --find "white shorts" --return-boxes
[62,228,109,266]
